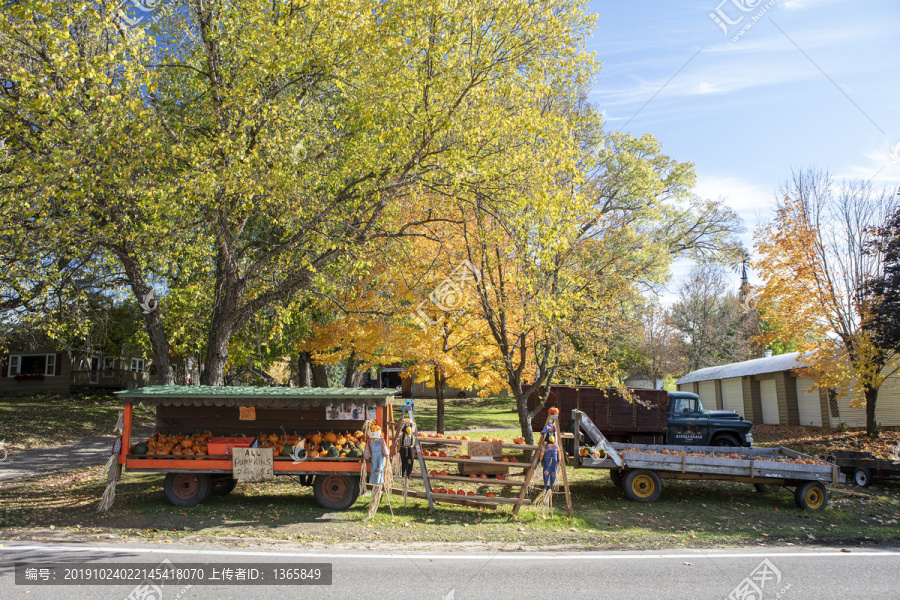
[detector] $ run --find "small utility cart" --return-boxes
[113,385,396,510]
[573,410,844,511]
[826,449,900,487]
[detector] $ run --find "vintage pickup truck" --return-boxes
[530,386,753,447]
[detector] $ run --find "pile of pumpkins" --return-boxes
[131,430,367,459]
[624,448,826,465]
[131,431,212,457]
[305,431,366,459]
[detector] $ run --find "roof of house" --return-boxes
[676,352,808,385]
[116,385,396,408]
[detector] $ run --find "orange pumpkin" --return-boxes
[180,439,194,449]
[324,432,337,444]
[312,433,323,445]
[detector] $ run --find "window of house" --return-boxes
[103,356,114,371]
[131,358,145,372]
[10,354,56,377]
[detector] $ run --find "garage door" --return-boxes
[721,378,744,416]
[698,381,717,410]
[795,377,822,427]
[759,379,780,424]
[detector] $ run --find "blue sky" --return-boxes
[585,0,900,297]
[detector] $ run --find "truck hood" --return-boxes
[704,410,742,420]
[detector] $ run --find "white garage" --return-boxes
[698,380,717,410]
[795,377,823,427]
[721,377,744,416]
[759,378,780,424]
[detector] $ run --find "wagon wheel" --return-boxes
[313,474,360,510]
[794,481,828,511]
[164,472,211,507]
[623,469,662,503]
[608,469,624,488]
[209,475,238,496]
[853,467,873,488]
[754,483,783,494]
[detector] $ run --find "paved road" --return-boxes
[0,438,118,483]
[1,542,898,600]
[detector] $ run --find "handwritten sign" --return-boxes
[239,407,256,421]
[467,441,501,457]
[232,447,274,481]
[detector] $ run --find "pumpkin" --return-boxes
[133,443,149,455]
[281,445,293,457]
[485,492,496,498]
[180,439,194,449]
[312,433,323,445]
[326,446,340,458]
[308,450,319,458]
[324,432,338,444]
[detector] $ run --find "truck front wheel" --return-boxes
[623,469,663,503]
[711,434,740,447]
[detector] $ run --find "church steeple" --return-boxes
[739,258,750,300]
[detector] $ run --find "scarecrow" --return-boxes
[397,419,417,506]
[363,422,390,519]
[534,407,561,515]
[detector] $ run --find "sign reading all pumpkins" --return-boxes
[232,447,274,481]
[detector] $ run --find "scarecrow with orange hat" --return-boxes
[535,407,561,513]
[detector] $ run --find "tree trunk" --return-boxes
[343,353,364,388]
[114,246,174,385]
[296,352,312,387]
[311,360,329,387]
[201,326,231,386]
[434,366,446,435]
[865,383,879,437]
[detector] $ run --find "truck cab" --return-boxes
[666,392,753,447]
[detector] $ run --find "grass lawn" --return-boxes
[2,393,899,550]
[1,461,897,551]
[403,396,522,432]
[0,394,156,450]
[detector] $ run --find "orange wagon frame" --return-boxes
[113,385,397,509]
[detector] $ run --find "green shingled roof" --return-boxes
[115,385,396,408]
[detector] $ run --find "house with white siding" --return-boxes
[675,352,900,427]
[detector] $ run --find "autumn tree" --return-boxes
[669,263,749,371]
[459,118,745,440]
[2,0,600,386]
[754,169,899,436]
[627,302,687,389]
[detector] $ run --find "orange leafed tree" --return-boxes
[754,169,899,435]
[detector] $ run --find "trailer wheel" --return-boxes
[623,469,662,503]
[754,483,782,494]
[853,467,873,488]
[313,474,360,510]
[609,469,624,488]
[794,482,828,511]
[164,472,211,507]
[209,476,238,496]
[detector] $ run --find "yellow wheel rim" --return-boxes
[805,487,824,509]
[631,474,655,498]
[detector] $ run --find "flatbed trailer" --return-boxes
[112,385,396,510]
[572,410,844,511]
[826,449,900,487]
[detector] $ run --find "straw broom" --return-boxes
[359,420,372,496]
[96,410,125,512]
